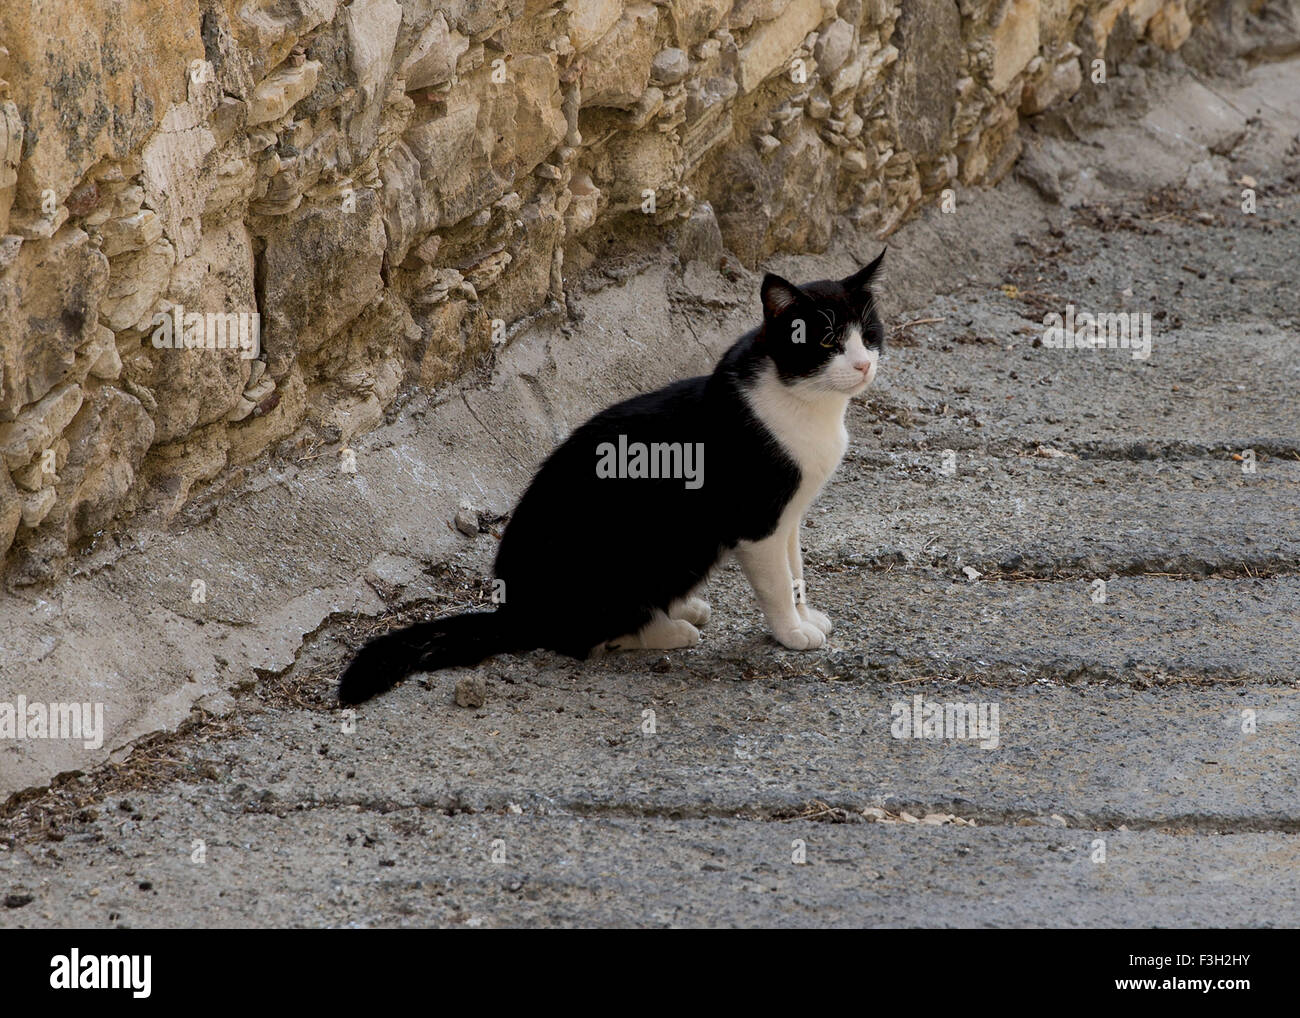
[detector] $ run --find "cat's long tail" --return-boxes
[337,610,524,705]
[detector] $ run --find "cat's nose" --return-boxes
[851,359,872,374]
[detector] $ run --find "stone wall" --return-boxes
[0,0,1212,580]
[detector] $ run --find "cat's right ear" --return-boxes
[843,247,886,295]
[761,274,804,320]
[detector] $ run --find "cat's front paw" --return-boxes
[774,620,827,650]
[797,604,833,635]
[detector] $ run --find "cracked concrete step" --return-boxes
[870,320,1300,458]
[3,808,1297,927]
[713,568,1300,684]
[866,180,1299,457]
[189,678,1300,828]
[824,456,1300,577]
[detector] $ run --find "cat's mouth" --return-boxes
[806,373,876,397]
[845,366,878,393]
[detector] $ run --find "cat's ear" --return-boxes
[843,247,886,294]
[761,273,804,319]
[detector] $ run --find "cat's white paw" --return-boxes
[607,615,701,652]
[798,604,833,635]
[774,620,827,650]
[669,596,712,627]
[653,617,701,649]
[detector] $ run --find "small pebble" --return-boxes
[455,675,487,708]
[454,507,479,537]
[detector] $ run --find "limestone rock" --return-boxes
[581,4,660,108]
[226,366,307,465]
[1021,56,1083,114]
[78,326,123,382]
[455,502,480,536]
[511,56,568,176]
[261,192,386,376]
[564,174,602,236]
[0,383,84,471]
[233,0,337,79]
[0,227,107,416]
[567,0,624,53]
[729,0,796,31]
[40,385,154,549]
[814,18,856,75]
[141,92,219,261]
[714,118,834,266]
[989,0,1041,93]
[1148,0,1192,50]
[249,60,323,125]
[139,422,231,517]
[677,201,725,266]
[889,0,961,156]
[671,0,732,45]
[651,48,692,86]
[379,140,427,266]
[99,211,164,258]
[0,101,22,235]
[100,239,176,333]
[0,1,200,210]
[401,13,470,90]
[0,468,21,552]
[737,0,823,94]
[342,0,403,152]
[404,93,488,228]
[417,299,474,389]
[20,486,57,529]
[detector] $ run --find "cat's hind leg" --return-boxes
[601,610,701,653]
[668,585,711,627]
[787,525,832,635]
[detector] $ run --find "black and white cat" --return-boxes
[338,250,885,704]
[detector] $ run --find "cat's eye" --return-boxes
[820,334,836,348]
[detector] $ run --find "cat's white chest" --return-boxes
[746,369,850,513]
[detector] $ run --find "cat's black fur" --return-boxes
[337,250,885,704]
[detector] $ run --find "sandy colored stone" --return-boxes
[0,2,200,209]
[1022,56,1083,114]
[0,227,107,416]
[19,485,56,528]
[989,0,1041,93]
[0,383,84,471]
[1148,0,1192,50]
[814,18,856,75]
[581,4,660,108]
[99,211,164,258]
[0,466,20,551]
[249,61,323,125]
[737,0,823,94]
[401,12,470,90]
[567,0,624,53]
[0,100,22,235]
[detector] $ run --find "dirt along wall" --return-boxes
[0,0,1241,581]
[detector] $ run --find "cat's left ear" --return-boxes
[843,247,886,294]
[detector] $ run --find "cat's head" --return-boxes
[757,248,886,397]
